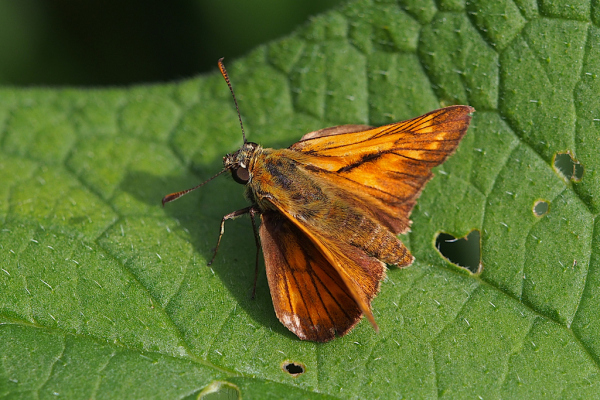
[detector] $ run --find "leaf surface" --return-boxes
[1,0,599,398]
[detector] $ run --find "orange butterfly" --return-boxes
[163,59,474,342]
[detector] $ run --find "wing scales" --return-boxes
[290,105,474,233]
[260,211,364,342]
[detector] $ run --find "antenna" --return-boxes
[218,58,247,143]
[162,59,245,207]
[162,168,228,206]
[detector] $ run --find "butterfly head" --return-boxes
[162,59,261,206]
[224,141,260,185]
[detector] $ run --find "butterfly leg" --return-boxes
[208,205,257,266]
[248,207,262,299]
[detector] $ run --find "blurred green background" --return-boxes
[0,0,341,86]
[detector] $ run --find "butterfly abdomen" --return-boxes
[322,200,414,268]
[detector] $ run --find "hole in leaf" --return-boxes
[197,381,240,400]
[282,361,305,377]
[553,152,583,182]
[435,230,481,274]
[533,200,549,217]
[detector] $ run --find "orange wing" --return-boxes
[260,211,368,342]
[260,196,409,336]
[290,105,474,234]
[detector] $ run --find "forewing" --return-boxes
[260,211,364,342]
[290,105,474,233]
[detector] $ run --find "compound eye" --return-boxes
[232,166,250,184]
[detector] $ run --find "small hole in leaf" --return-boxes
[282,361,305,377]
[533,200,549,217]
[553,152,583,182]
[435,230,481,274]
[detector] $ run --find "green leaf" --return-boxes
[1,0,599,398]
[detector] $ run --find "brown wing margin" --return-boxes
[290,106,474,234]
[260,211,364,342]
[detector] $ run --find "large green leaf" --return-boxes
[1,0,599,398]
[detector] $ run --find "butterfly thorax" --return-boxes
[247,148,326,213]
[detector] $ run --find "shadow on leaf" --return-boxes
[119,166,294,340]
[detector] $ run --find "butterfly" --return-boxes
[163,58,474,342]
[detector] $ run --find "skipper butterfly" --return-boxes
[163,59,474,342]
